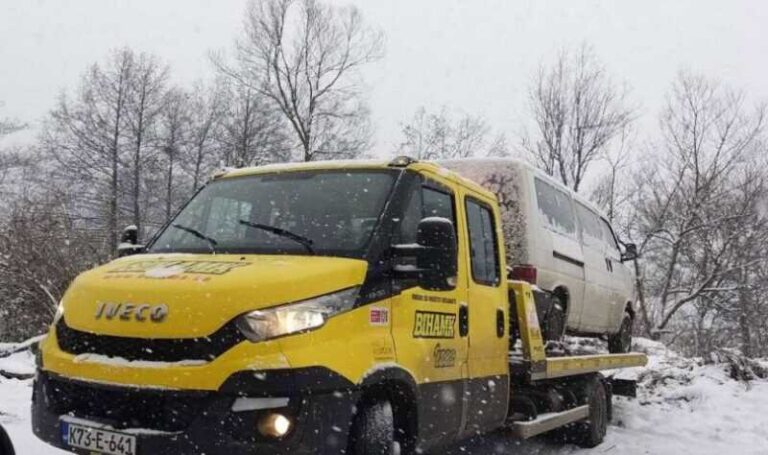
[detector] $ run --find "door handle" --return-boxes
[496,308,505,338]
[459,304,469,337]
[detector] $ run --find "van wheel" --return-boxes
[544,299,566,341]
[608,313,632,354]
[348,400,396,455]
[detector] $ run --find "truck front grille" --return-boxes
[42,373,215,432]
[55,319,245,362]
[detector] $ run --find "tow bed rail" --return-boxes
[508,280,648,381]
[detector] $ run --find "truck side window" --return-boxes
[397,182,456,245]
[466,198,500,286]
[534,177,576,236]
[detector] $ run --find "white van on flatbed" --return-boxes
[440,159,638,353]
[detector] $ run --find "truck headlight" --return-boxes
[236,287,359,342]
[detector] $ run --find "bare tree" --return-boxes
[398,106,505,159]
[0,106,25,137]
[522,44,633,192]
[125,53,169,235]
[217,79,292,167]
[159,87,191,221]
[629,73,766,340]
[42,49,135,249]
[590,125,635,223]
[182,79,226,191]
[217,0,383,161]
[0,104,27,188]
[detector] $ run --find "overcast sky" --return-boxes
[2,0,767,156]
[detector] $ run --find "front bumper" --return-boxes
[32,369,359,455]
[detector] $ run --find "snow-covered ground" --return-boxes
[1,338,767,454]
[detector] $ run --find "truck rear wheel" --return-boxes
[608,313,633,354]
[571,375,608,448]
[348,400,397,455]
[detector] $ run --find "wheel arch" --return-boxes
[358,366,419,449]
[624,301,635,320]
[551,284,571,320]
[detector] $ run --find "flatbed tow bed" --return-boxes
[504,280,647,443]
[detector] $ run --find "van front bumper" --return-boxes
[32,368,359,455]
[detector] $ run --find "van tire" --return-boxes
[544,300,566,341]
[608,313,632,354]
[348,400,396,455]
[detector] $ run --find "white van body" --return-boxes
[439,159,635,335]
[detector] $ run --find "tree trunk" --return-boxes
[165,149,174,222]
[633,259,654,338]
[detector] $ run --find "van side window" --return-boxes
[466,198,500,286]
[600,219,620,253]
[575,202,603,247]
[534,178,576,236]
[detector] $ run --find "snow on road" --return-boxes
[442,339,768,455]
[1,338,767,454]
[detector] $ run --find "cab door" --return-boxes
[460,192,510,436]
[390,172,469,447]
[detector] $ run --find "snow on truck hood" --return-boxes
[59,253,368,338]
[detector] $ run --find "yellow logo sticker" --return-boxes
[108,260,250,276]
[413,311,456,339]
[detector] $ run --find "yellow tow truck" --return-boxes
[32,157,646,454]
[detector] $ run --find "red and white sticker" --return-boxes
[369,307,390,326]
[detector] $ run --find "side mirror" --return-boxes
[393,217,458,291]
[621,243,638,262]
[117,225,144,257]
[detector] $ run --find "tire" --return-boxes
[543,299,566,342]
[608,313,633,354]
[348,400,396,455]
[571,375,609,448]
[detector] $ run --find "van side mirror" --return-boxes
[621,243,638,262]
[393,217,458,291]
[117,225,144,257]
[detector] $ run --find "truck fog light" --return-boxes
[258,413,292,438]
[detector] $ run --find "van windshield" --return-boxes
[149,169,397,258]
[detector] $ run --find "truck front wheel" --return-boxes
[348,400,397,455]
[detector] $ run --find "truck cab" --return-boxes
[33,158,512,454]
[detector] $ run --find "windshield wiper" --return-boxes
[239,220,315,255]
[171,224,218,254]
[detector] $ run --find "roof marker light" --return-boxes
[388,156,417,167]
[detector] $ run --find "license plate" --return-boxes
[61,421,137,455]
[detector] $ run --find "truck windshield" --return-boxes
[149,169,397,258]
